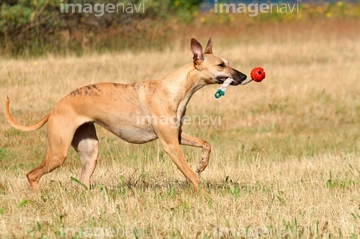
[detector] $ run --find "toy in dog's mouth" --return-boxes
[240,78,253,85]
[216,76,240,85]
[214,67,266,99]
[250,67,266,82]
[214,78,234,98]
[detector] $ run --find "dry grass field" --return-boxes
[1,19,360,238]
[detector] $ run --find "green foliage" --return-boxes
[200,1,360,25]
[326,171,356,190]
[18,199,28,207]
[0,0,62,55]
[169,0,202,23]
[70,176,89,190]
[0,0,204,56]
[0,147,10,161]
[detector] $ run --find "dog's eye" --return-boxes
[217,62,225,67]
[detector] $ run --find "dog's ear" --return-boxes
[204,37,213,54]
[191,38,204,64]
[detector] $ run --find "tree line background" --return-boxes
[0,0,202,56]
[1,0,360,57]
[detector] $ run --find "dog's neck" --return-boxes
[162,63,208,98]
[161,62,211,121]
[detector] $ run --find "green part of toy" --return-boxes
[214,89,225,99]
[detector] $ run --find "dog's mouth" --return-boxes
[216,76,247,86]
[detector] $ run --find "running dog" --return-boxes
[4,38,247,191]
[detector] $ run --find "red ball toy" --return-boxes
[250,67,266,82]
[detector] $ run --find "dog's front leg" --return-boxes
[154,127,199,191]
[179,132,211,174]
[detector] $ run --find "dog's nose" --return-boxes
[240,73,247,81]
[232,69,247,84]
[237,71,247,82]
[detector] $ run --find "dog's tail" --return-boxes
[4,96,50,132]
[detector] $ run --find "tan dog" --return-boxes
[4,38,247,191]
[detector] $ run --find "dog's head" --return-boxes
[191,38,247,85]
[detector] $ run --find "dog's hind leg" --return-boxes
[71,122,98,188]
[26,118,76,190]
[179,132,211,174]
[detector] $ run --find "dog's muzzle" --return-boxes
[216,69,247,85]
[230,70,248,85]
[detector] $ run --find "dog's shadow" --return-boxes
[90,179,191,193]
[90,179,247,194]
[43,177,247,195]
